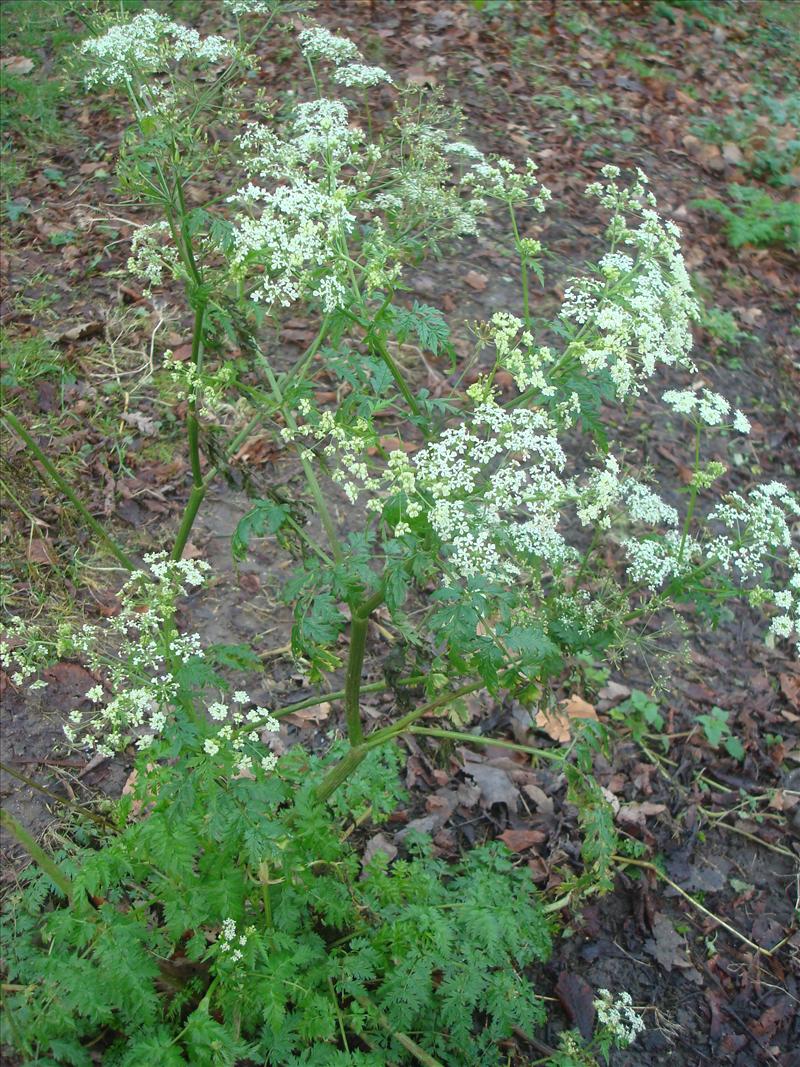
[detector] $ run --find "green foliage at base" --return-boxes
[1,744,552,1067]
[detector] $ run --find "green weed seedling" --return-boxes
[696,705,745,761]
[612,689,665,746]
[691,90,800,188]
[694,185,800,252]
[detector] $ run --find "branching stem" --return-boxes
[508,201,530,326]
[343,587,385,745]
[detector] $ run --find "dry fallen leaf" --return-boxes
[722,141,745,166]
[498,828,546,853]
[463,761,519,809]
[682,133,725,172]
[617,801,667,828]
[46,320,105,344]
[43,661,96,692]
[404,64,437,86]
[597,680,630,704]
[0,55,34,75]
[779,672,800,710]
[556,972,596,1039]
[464,269,488,291]
[121,411,159,436]
[233,435,280,466]
[535,694,597,743]
[287,701,331,726]
[26,537,58,565]
[362,833,398,868]
[644,913,689,972]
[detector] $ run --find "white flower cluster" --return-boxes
[462,156,551,209]
[297,25,361,64]
[81,10,236,88]
[379,112,488,239]
[297,24,394,87]
[708,483,800,646]
[411,397,573,581]
[224,0,274,14]
[594,989,645,1046]
[662,388,750,433]
[230,177,355,309]
[444,141,486,161]
[0,617,53,691]
[576,455,679,532]
[295,384,694,592]
[625,480,680,527]
[34,552,289,764]
[61,554,210,755]
[558,169,699,399]
[237,101,367,182]
[333,63,393,88]
[286,409,382,505]
[163,349,237,415]
[489,312,555,395]
[622,531,693,591]
[201,693,280,777]
[709,482,799,578]
[230,84,373,310]
[216,917,255,964]
[128,222,182,296]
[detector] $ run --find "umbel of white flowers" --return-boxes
[80,9,237,87]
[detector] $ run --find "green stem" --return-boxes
[344,588,385,746]
[315,743,371,804]
[175,179,203,289]
[280,315,331,387]
[171,485,206,562]
[356,995,445,1067]
[0,809,73,899]
[187,413,203,489]
[2,410,135,571]
[260,357,344,563]
[368,681,485,747]
[171,302,207,560]
[184,305,206,468]
[508,201,530,327]
[678,422,702,563]
[258,861,273,929]
[573,525,601,587]
[297,450,344,564]
[357,324,421,418]
[232,674,428,740]
[315,681,483,803]
[363,87,373,139]
[0,476,46,529]
[407,727,562,762]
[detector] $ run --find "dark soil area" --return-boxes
[1,2,799,1064]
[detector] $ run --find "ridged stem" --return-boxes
[0,809,73,900]
[2,410,135,571]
